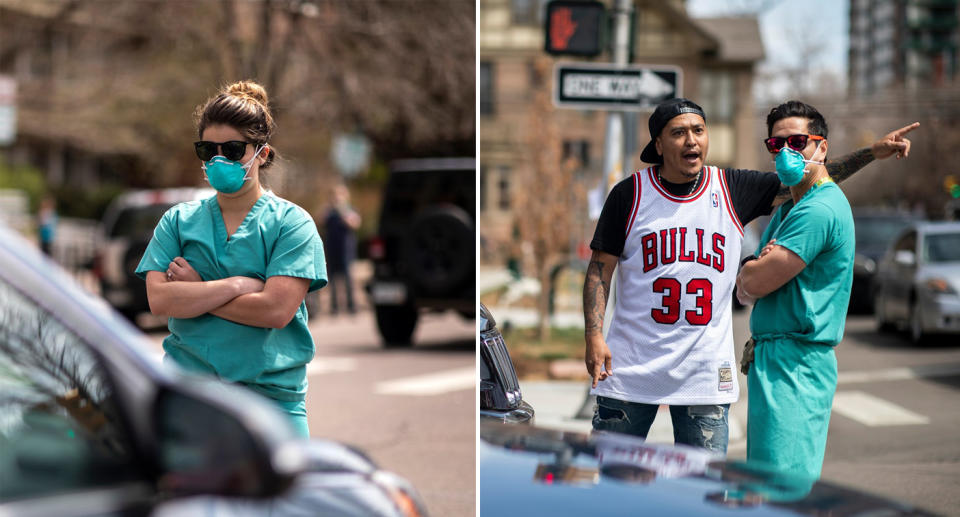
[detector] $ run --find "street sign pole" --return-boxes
[600,0,632,338]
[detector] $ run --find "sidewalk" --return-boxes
[520,380,748,458]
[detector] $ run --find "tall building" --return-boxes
[849,0,959,96]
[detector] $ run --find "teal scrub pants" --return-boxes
[747,337,837,480]
[274,398,310,438]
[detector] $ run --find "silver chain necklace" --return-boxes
[658,167,701,196]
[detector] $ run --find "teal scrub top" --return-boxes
[749,182,854,346]
[135,193,327,402]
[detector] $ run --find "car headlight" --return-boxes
[925,278,957,295]
[854,254,876,274]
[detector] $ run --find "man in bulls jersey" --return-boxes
[734,101,906,478]
[584,98,917,453]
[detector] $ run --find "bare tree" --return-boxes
[4,0,474,197]
[513,57,584,341]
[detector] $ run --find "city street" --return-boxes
[517,310,960,516]
[148,308,476,517]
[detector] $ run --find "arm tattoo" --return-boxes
[826,147,874,184]
[583,260,609,335]
[773,147,875,203]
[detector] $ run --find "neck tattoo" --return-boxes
[658,167,701,196]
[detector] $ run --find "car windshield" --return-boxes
[109,204,173,238]
[924,232,960,263]
[854,216,914,250]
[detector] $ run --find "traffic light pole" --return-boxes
[600,0,632,335]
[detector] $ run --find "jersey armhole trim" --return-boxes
[718,167,744,237]
[625,170,643,235]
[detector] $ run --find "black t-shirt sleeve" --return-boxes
[724,168,782,226]
[590,176,635,257]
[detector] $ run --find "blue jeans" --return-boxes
[592,396,730,454]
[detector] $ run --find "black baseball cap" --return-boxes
[639,98,707,164]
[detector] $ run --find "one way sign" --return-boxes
[554,63,682,111]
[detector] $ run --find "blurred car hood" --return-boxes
[479,422,934,516]
[919,262,960,284]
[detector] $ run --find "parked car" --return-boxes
[0,224,427,517]
[479,422,936,516]
[849,210,923,314]
[874,221,960,343]
[93,188,214,324]
[479,303,534,424]
[366,158,475,346]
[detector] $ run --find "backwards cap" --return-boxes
[639,98,706,164]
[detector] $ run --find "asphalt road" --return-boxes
[148,308,476,517]
[815,314,960,516]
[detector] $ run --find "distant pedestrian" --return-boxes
[322,184,361,315]
[37,195,57,257]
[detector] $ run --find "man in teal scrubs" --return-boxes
[735,101,896,479]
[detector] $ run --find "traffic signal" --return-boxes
[544,1,606,57]
[945,175,960,198]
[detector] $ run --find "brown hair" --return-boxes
[195,80,277,168]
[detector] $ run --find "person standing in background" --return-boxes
[323,183,361,315]
[37,195,57,258]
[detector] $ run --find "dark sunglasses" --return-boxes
[763,134,824,154]
[194,140,250,162]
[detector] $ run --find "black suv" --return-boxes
[366,158,475,346]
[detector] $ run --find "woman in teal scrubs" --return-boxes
[136,80,326,438]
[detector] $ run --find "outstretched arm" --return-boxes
[772,122,920,203]
[583,250,618,388]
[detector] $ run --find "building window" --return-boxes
[480,61,494,116]
[563,139,591,168]
[511,0,548,26]
[497,166,511,211]
[698,70,735,123]
[479,165,488,212]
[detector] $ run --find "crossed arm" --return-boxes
[736,239,806,305]
[145,257,309,328]
[583,250,618,388]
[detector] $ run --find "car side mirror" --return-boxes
[153,380,307,499]
[894,250,916,266]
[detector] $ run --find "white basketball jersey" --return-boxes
[592,166,744,405]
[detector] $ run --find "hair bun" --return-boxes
[226,80,268,106]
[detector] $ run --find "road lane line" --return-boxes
[832,390,929,426]
[306,357,357,376]
[374,367,476,396]
[837,363,960,385]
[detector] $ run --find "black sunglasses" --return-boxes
[763,134,824,154]
[194,140,250,162]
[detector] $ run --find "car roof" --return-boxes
[389,157,475,173]
[110,187,216,208]
[914,220,960,234]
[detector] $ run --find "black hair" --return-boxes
[766,100,828,139]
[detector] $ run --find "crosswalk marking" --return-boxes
[837,363,960,385]
[306,357,357,376]
[832,390,929,426]
[374,367,476,396]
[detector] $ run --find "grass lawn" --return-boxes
[500,325,584,380]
